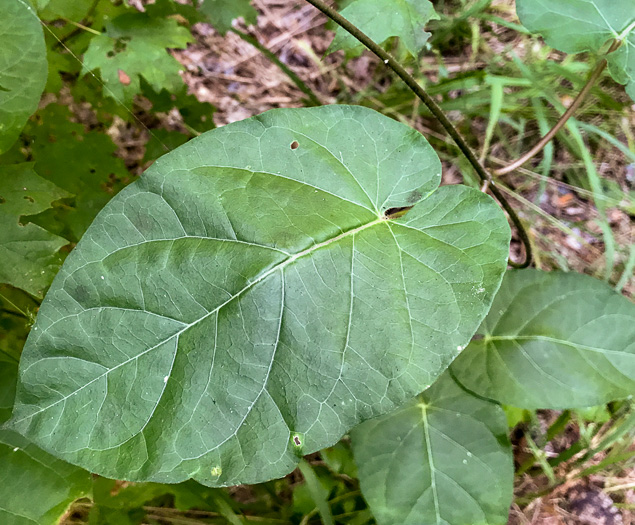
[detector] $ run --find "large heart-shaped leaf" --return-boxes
[516,0,635,100]
[8,105,510,486]
[451,269,635,409]
[351,370,513,525]
[329,0,438,58]
[0,0,48,153]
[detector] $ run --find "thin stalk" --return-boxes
[55,0,101,47]
[60,17,102,36]
[0,291,30,320]
[231,28,322,107]
[302,0,532,268]
[494,39,622,176]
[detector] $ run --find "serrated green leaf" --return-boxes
[0,360,91,525]
[23,104,128,241]
[145,0,206,25]
[517,0,635,100]
[143,129,190,165]
[329,0,438,58]
[451,269,635,409]
[0,0,47,154]
[0,164,70,297]
[9,105,510,487]
[82,12,192,104]
[351,370,513,525]
[38,0,93,21]
[198,0,258,35]
[142,81,215,134]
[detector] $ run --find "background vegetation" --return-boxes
[0,0,633,523]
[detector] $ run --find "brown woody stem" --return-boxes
[302,0,532,267]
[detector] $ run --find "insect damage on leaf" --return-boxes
[383,206,413,219]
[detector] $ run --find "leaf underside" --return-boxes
[451,269,635,409]
[351,370,513,525]
[517,0,635,100]
[9,105,510,487]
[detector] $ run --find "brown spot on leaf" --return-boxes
[384,206,413,220]
[118,69,131,86]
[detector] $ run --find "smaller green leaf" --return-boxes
[517,0,635,101]
[143,129,190,165]
[0,164,70,297]
[0,430,92,525]
[23,104,128,241]
[0,361,18,423]
[351,371,513,525]
[82,12,193,104]
[38,0,93,21]
[329,0,438,58]
[0,0,47,154]
[0,360,91,525]
[451,269,635,409]
[197,0,258,35]
[0,286,32,366]
[145,0,206,25]
[141,81,215,134]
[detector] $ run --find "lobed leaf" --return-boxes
[351,370,513,525]
[451,269,635,409]
[0,164,70,298]
[329,0,438,58]
[9,106,510,487]
[0,0,47,154]
[517,0,635,101]
[24,104,128,241]
[82,12,193,104]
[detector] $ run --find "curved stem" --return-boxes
[231,28,322,107]
[302,0,532,267]
[494,39,622,176]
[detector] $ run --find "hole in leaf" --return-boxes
[23,195,35,203]
[290,140,299,150]
[0,196,5,204]
[106,51,115,58]
[383,206,413,220]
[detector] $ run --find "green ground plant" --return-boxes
[0,0,634,524]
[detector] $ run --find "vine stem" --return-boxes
[494,39,622,176]
[301,0,532,268]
